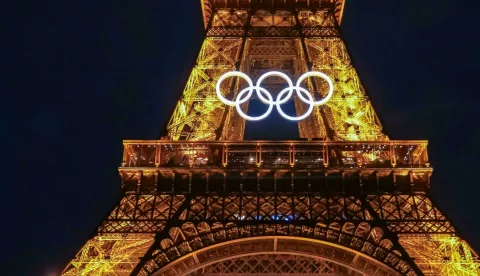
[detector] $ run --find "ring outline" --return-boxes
[215,71,333,121]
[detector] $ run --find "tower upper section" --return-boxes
[167,0,385,141]
[201,0,346,29]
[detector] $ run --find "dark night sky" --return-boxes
[2,1,480,275]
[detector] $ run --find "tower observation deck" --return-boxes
[63,1,480,275]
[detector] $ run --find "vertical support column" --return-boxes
[188,171,192,193]
[426,171,431,189]
[290,172,295,192]
[168,9,247,140]
[136,170,143,192]
[256,143,262,167]
[153,171,159,193]
[392,171,397,190]
[294,10,335,140]
[120,172,126,189]
[155,144,161,167]
[323,144,329,167]
[289,144,295,167]
[122,143,128,166]
[222,143,228,167]
[390,143,397,168]
[273,171,277,192]
[240,171,244,192]
[217,10,252,140]
[409,171,414,189]
[424,143,430,167]
[205,171,210,192]
[256,171,260,192]
[307,171,312,192]
[223,171,227,192]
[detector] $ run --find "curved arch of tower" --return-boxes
[185,254,369,276]
[154,236,403,276]
[63,1,479,275]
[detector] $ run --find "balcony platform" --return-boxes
[119,140,432,194]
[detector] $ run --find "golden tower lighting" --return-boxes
[63,1,479,275]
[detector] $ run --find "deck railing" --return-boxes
[121,140,429,169]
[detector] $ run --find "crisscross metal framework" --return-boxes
[62,1,479,275]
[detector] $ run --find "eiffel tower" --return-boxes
[63,1,479,275]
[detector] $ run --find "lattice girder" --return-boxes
[136,222,416,276]
[305,38,386,141]
[62,234,154,276]
[399,235,480,276]
[367,194,455,234]
[188,254,365,275]
[62,2,480,276]
[169,6,388,141]
[166,38,243,140]
[99,194,185,233]
[200,0,346,29]
[96,190,457,236]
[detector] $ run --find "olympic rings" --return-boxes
[215,70,334,121]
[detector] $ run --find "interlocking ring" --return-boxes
[215,71,333,121]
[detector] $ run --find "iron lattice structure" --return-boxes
[63,1,479,275]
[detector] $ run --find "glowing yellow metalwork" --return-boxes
[200,0,346,29]
[62,234,153,276]
[62,1,480,275]
[399,235,480,275]
[299,11,386,141]
[166,38,242,140]
[167,9,387,141]
[156,236,402,275]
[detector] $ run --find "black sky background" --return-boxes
[2,1,480,275]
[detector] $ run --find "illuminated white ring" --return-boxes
[235,86,273,121]
[255,71,294,104]
[216,71,253,106]
[276,86,314,121]
[295,71,334,106]
[215,70,333,121]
